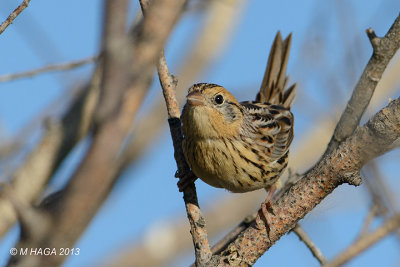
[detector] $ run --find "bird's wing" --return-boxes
[240,101,294,161]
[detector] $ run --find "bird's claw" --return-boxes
[255,200,275,235]
[255,186,276,234]
[175,170,197,192]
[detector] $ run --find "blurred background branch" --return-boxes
[0,56,98,83]
[325,213,400,267]
[292,224,328,265]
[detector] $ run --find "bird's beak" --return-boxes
[187,91,205,106]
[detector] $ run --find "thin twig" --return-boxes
[292,224,327,265]
[356,204,379,239]
[0,0,31,35]
[139,0,212,263]
[0,56,98,83]
[324,214,400,267]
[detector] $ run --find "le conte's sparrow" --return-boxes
[180,32,295,224]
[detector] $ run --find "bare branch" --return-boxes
[292,224,327,265]
[326,13,400,154]
[159,59,212,265]
[325,214,400,267]
[356,204,379,239]
[157,51,180,118]
[0,0,31,35]
[0,184,50,242]
[93,0,131,124]
[0,56,98,83]
[142,0,213,261]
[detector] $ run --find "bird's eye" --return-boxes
[215,94,224,104]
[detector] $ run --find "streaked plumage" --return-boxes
[181,32,295,194]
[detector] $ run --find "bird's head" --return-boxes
[182,83,244,138]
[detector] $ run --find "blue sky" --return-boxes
[0,0,399,266]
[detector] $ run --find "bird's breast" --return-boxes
[182,136,285,193]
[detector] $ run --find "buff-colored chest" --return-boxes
[183,136,284,193]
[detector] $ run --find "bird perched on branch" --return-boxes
[180,32,296,222]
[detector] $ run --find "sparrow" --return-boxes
[180,32,295,224]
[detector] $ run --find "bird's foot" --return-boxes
[255,185,276,234]
[175,170,197,192]
[255,199,275,233]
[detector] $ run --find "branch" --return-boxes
[356,204,379,239]
[0,0,31,35]
[138,0,212,264]
[158,54,212,265]
[326,13,400,154]
[0,56,98,82]
[291,224,327,265]
[0,184,50,242]
[93,0,131,124]
[204,172,301,261]
[324,213,400,267]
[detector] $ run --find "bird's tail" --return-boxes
[256,31,296,108]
